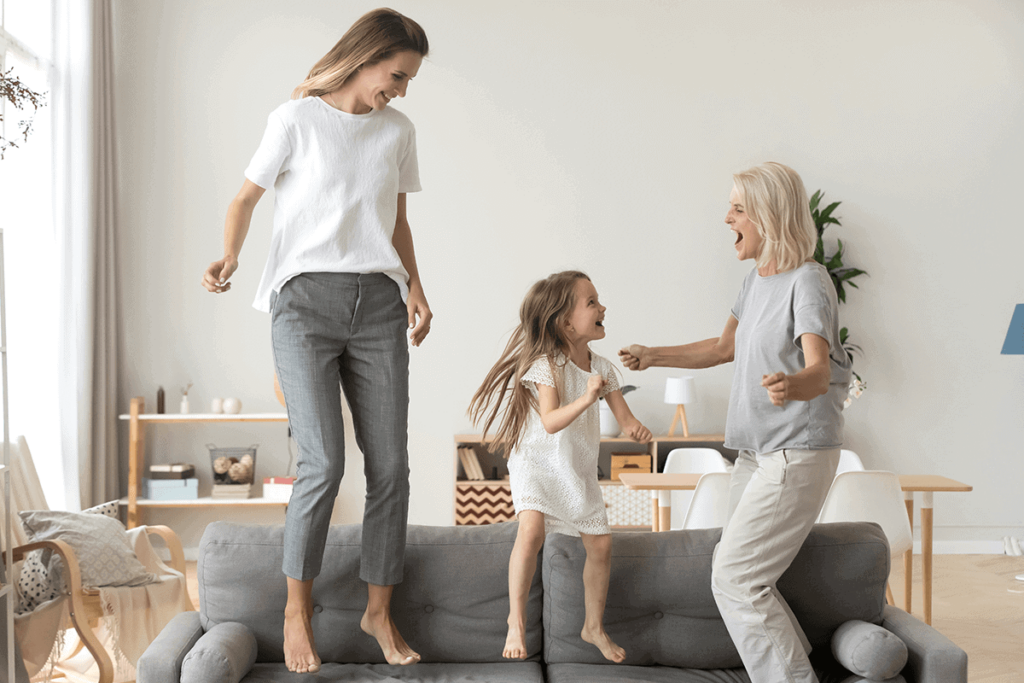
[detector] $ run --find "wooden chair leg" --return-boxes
[14,540,114,683]
[886,581,895,606]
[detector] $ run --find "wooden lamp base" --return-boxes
[667,404,689,437]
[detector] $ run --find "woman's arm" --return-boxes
[619,316,738,371]
[201,179,265,293]
[536,375,606,435]
[392,193,432,346]
[761,333,832,406]
[604,390,652,443]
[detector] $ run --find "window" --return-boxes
[0,0,61,509]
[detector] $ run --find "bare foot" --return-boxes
[581,625,626,663]
[361,609,420,665]
[283,608,321,673]
[503,623,528,659]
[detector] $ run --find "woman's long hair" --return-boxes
[733,162,815,273]
[292,8,428,100]
[468,271,590,455]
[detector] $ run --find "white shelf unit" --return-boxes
[118,397,290,527]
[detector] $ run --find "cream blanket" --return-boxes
[16,526,194,681]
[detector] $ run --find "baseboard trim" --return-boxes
[914,540,1005,555]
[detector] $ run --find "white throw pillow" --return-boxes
[19,509,155,590]
[16,499,124,613]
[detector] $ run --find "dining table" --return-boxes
[617,471,972,625]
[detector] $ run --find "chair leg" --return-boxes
[885,581,895,606]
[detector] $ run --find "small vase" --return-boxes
[599,402,620,437]
[179,396,190,414]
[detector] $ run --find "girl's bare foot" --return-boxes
[360,609,420,665]
[283,608,321,673]
[581,625,626,663]
[503,623,528,659]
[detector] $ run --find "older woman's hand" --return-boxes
[618,345,651,371]
[762,372,790,406]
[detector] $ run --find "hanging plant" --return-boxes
[810,190,868,395]
[0,66,47,160]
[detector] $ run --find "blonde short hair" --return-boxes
[733,162,816,273]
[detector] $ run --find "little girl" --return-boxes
[469,270,652,664]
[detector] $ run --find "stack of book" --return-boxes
[144,463,198,500]
[212,483,252,499]
[457,447,486,481]
[262,476,295,502]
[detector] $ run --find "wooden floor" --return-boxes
[185,554,1024,681]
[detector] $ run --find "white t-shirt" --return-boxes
[244,96,421,312]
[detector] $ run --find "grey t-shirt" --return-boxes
[725,261,852,454]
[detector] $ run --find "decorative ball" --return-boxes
[229,462,253,483]
[213,456,233,474]
[223,397,242,414]
[240,454,254,467]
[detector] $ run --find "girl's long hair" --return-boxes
[292,8,429,100]
[468,271,590,455]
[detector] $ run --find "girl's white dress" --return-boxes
[508,351,619,536]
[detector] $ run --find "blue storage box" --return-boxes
[143,477,199,500]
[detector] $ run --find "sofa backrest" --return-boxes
[197,521,543,664]
[542,522,889,668]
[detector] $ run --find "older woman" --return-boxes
[620,162,851,683]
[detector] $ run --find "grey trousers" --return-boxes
[713,448,840,683]
[271,272,410,585]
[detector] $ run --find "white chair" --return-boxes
[659,448,730,530]
[681,472,732,530]
[836,449,866,476]
[817,471,913,605]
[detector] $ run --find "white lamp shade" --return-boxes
[664,376,695,405]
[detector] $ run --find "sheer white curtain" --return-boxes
[53,0,119,511]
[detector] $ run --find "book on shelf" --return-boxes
[212,483,252,499]
[263,476,295,485]
[458,447,485,480]
[149,462,195,473]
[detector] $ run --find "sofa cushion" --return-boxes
[181,621,257,683]
[198,521,542,664]
[545,662,892,682]
[542,522,889,668]
[240,661,545,682]
[832,619,908,680]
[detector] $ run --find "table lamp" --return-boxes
[664,376,695,437]
[1002,304,1024,581]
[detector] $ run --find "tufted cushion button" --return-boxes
[654,611,663,620]
[313,605,323,614]
[424,605,434,613]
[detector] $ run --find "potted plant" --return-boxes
[809,190,868,406]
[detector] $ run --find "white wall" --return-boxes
[111,0,1024,554]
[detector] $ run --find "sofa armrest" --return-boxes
[136,610,204,683]
[881,606,967,683]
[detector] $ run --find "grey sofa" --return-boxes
[138,520,967,683]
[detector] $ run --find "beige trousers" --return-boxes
[712,448,840,683]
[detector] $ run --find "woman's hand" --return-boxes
[586,374,608,404]
[407,286,432,347]
[762,372,790,406]
[622,418,652,444]
[618,344,652,371]
[202,255,238,293]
